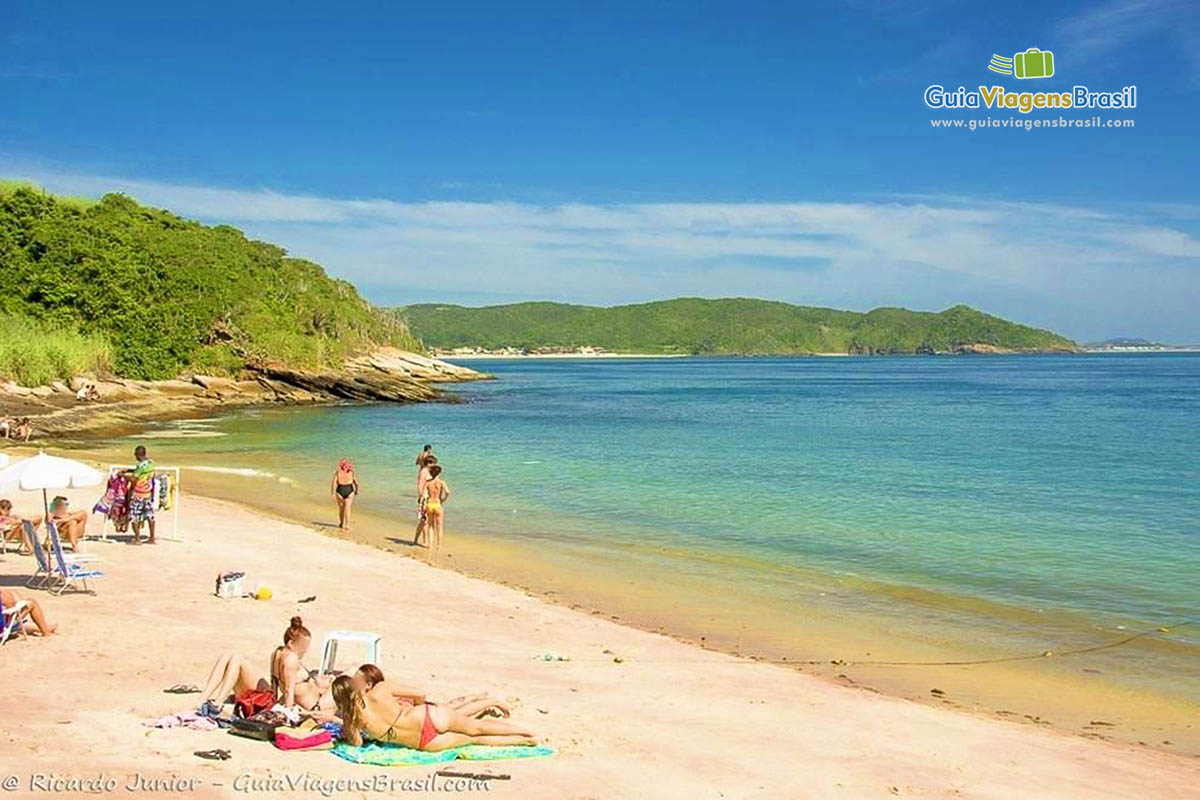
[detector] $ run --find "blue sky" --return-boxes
[2,0,1199,341]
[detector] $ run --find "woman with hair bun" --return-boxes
[198,616,333,716]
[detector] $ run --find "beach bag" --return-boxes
[215,571,245,599]
[228,717,278,742]
[234,688,275,719]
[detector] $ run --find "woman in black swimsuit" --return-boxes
[331,458,359,531]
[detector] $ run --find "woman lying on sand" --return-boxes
[349,663,513,719]
[1,588,57,636]
[332,673,536,750]
[199,617,333,717]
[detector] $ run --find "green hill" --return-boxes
[399,298,1076,355]
[0,182,420,384]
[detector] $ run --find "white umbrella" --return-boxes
[0,451,104,521]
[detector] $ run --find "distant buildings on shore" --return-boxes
[1083,338,1200,352]
[433,345,609,357]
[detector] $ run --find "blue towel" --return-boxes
[332,740,555,767]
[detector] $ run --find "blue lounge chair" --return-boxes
[25,521,99,589]
[1,593,29,644]
[47,522,105,595]
[25,522,54,589]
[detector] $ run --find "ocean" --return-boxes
[120,353,1200,719]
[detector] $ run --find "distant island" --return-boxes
[399,299,1077,357]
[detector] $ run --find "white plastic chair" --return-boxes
[319,630,382,675]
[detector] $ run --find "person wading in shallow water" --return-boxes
[331,458,359,531]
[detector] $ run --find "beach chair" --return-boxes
[319,630,382,675]
[25,522,55,589]
[47,522,105,595]
[0,594,30,645]
[25,522,99,589]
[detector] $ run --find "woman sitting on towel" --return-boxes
[350,663,512,719]
[331,673,536,751]
[199,616,333,717]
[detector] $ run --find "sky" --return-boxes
[2,0,1199,341]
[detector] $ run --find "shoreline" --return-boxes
[47,439,1200,759]
[3,488,1195,798]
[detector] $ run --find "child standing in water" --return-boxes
[421,464,450,556]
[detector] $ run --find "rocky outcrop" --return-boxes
[0,349,489,439]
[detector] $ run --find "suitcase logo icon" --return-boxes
[987,48,1055,79]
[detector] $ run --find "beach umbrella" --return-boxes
[0,451,103,521]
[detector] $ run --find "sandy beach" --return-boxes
[1,483,1196,800]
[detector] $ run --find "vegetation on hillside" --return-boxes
[0,183,420,382]
[0,313,113,386]
[400,298,1076,355]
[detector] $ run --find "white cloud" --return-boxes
[5,166,1200,341]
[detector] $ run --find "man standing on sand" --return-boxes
[126,445,156,545]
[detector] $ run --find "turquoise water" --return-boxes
[137,354,1200,648]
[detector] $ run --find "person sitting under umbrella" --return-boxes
[47,495,88,552]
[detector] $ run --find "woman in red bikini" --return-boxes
[349,664,513,719]
[331,674,536,751]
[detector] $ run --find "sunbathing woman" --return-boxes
[48,496,87,552]
[330,458,358,531]
[199,617,332,716]
[0,587,57,636]
[271,616,334,718]
[332,674,536,750]
[349,663,512,719]
[0,499,39,553]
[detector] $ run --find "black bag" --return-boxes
[228,717,278,741]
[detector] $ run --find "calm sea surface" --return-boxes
[136,354,1200,654]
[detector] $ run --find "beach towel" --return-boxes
[332,741,555,767]
[144,713,218,731]
[275,726,333,751]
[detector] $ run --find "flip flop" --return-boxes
[163,684,200,694]
[194,749,231,761]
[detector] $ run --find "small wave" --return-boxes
[521,460,543,464]
[130,430,229,439]
[185,465,295,484]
